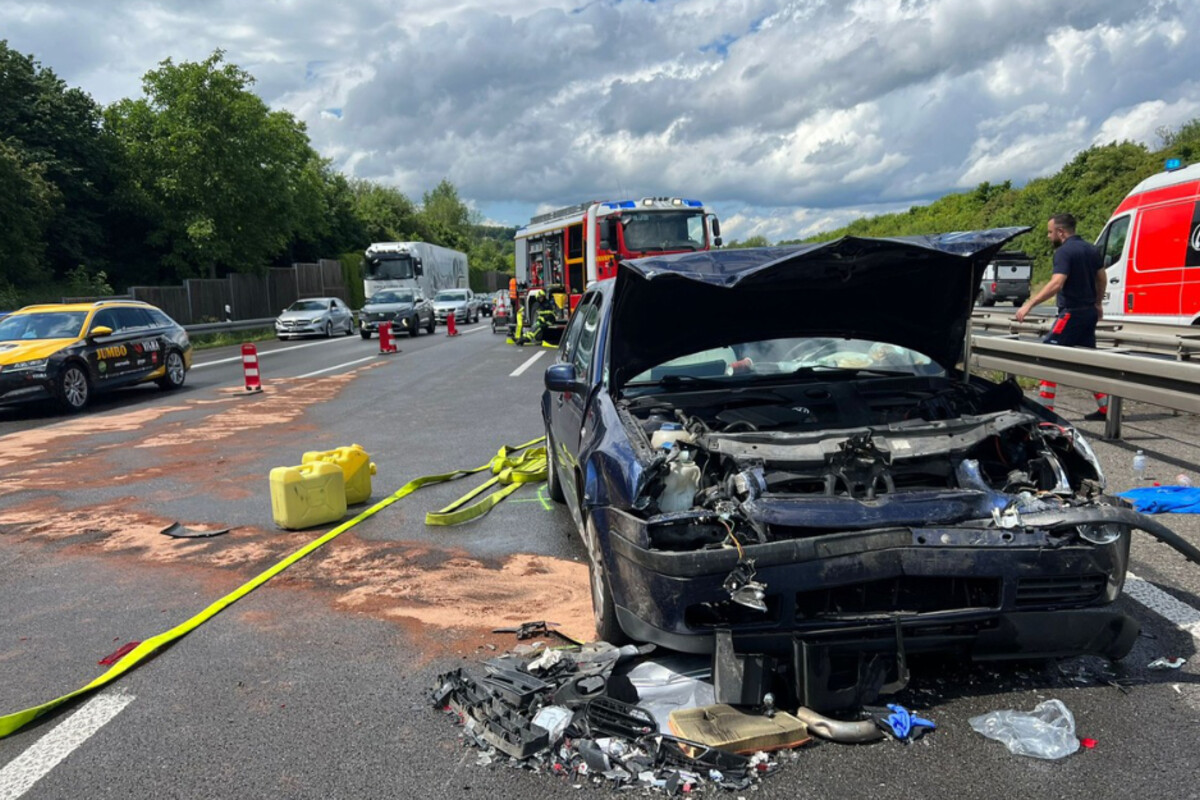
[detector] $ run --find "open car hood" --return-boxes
[609,227,1029,391]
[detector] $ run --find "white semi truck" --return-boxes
[361,242,469,301]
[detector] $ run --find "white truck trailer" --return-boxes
[362,242,469,302]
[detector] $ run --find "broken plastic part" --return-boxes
[584,696,657,739]
[532,705,575,744]
[552,674,608,708]
[712,629,775,706]
[480,668,552,707]
[722,560,768,612]
[159,522,230,539]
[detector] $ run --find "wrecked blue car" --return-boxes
[542,228,1180,711]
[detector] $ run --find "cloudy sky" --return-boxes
[4,0,1199,240]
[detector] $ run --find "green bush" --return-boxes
[339,251,365,307]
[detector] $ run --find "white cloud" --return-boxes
[1093,92,1200,146]
[2,0,1198,242]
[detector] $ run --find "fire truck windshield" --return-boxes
[621,211,706,253]
[365,254,415,280]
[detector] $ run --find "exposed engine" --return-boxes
[619,375,1105,552]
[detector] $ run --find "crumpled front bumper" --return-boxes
[596,506,1137,662]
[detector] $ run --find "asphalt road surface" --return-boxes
[1,319,1199,799]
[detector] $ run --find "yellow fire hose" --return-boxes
[0,437,547,739]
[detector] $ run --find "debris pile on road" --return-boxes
[430,635,789,793]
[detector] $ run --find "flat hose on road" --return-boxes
[0,437,546,739]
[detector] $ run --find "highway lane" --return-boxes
[1,327,1199,799]
[0,317,497,437]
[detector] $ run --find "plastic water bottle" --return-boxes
[1132,450,1147,480]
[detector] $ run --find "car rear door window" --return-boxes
[117,307,154,331]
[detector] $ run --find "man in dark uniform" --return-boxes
[1015,213,1109,420]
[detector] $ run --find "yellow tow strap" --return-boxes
[425,443,547,526]
[0,436,546,739]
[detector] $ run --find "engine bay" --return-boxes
[618,374,1106,550]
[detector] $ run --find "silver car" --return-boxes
[432,289,481,325]
[275,297,355,339]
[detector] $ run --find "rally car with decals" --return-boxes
[0,300,192,413]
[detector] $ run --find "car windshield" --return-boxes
[287,300,329,312]
[0,311,89,341]
[435,291,468,302]
[626,337,942,384]
[369,291,413,304]
[621,211,705,253]
[364,254,415,280]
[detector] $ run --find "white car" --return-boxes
[275,297,355,339]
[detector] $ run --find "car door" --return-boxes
[333,299,351,331]
[86,307,144,385]
[549,292,602,524]
[115,306,165,383]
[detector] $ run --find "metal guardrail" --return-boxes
[968,312,1200,439]
[184,318,276,335]
[971,311,1200,361]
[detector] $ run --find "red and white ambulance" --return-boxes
[1097,159,1200,324]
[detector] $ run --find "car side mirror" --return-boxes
[88,325,113,338]
[1103,254,1114,268]
[545,363,585,393]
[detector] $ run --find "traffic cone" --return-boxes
[379,322,398,354]
[242,343,263,393]
[447,311,459,337]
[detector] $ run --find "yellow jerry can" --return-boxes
[301,443,377,505]
[269,462,347,530]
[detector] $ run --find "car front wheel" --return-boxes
[157,350,187,390]
[426,314,435,334]
[584,516,629,645]
[545,430,565,504]
[324,321,333,338]
[360,328,371,340]
[57,363,90,413]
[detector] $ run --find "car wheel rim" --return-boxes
[167,352,184,384]
[64,369,87,407]
[584,518,606,629]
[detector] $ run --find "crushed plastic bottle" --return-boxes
[1132,450,1147,480]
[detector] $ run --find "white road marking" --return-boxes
[0,691,135,798]
[295,355,378,379]
[460,326,487,336]
[510,351,545,377]
[1125,571,1200,643]
[192,338,349,369]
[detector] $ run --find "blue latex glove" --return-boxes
[882,704,936,741]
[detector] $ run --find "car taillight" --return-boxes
[990,282,997,292]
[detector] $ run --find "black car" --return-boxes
[541,228,1168,711]
[358,289,436,338]
[0,300,192,413]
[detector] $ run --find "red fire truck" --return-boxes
[511,197,721,340]
[1097,158,1200,325]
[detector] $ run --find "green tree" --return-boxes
[419,179,471,251]
[0,139,57,300]
[349,178,421,243]
[0,40,119,284]
[105,50,326,279]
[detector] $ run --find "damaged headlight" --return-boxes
[1076,523,1123,545]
